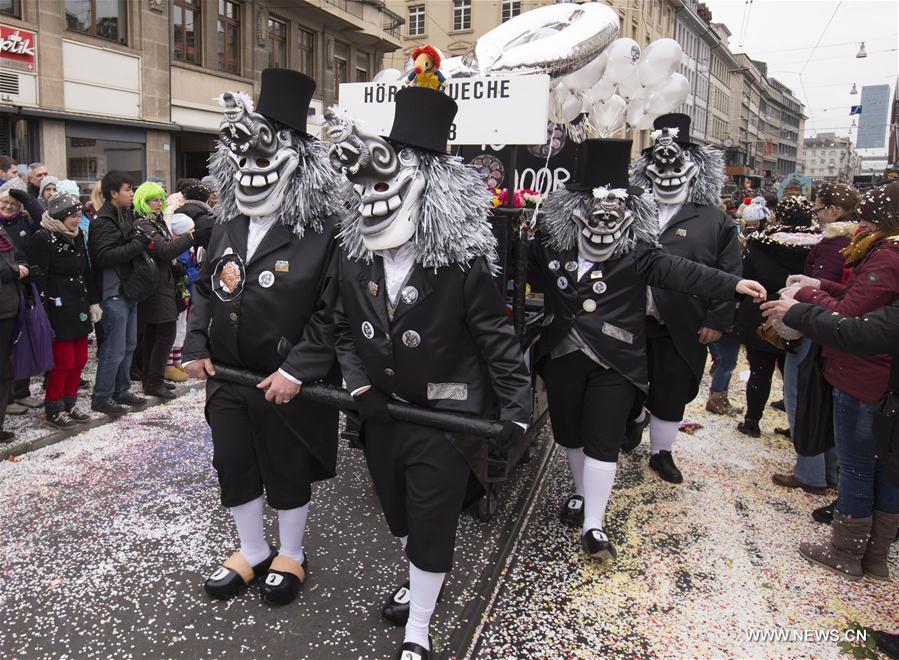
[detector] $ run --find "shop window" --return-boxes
[298,28,314,78]
[217,0,240,75]
[0,0,20,18]
[501,0,520,22]
[453,0,470,31]
[65,0,127,45]
[66,136,145,200]
[173,0,200,64]
[408,5,425,37]
[268,16,287,69]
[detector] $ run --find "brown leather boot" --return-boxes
[861,510,899,582]
[705,390,729,414]
[799,511,871,581]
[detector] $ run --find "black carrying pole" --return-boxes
[210,364,504,439]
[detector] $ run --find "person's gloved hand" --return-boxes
[496,420,526,452]
[89,304,102,324]
[353,387,392,423]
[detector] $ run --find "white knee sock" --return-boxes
[649,415,680,455]
[582,456,617,534]
[276,504,309,565]
[566,447,586,497]
[404,561,445,651]
[230,496,270,566]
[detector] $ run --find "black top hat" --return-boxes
[387,87,458,154]
[652,113,693,146]
[256,68,316,135]
[567,139,638,192]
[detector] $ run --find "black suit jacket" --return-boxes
[651,203,742,382]
[183,214,341,480]
[529,239,740,391]
[333,253,532,483]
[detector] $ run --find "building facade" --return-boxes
[803,132,859,182]
[0,0,402,196]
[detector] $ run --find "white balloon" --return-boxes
[372,68,403,83]
[626,96,648,127]
[586,76,616,103]
[560,51,608,93]
[636,112,657,130]
[617,73,645,101]
[559,92,583,124]
[646,72,690,116]
[638,38,683,88]
[603,38,641,85]
[591,94,626,137]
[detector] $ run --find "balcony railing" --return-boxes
[323,0,364,19]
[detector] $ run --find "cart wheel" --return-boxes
[477,486,498,522]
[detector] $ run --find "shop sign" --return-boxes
[0,24,37,72]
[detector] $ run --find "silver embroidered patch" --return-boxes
[602,322,633,344]
[427,382,468,401]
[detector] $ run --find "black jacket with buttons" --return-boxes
[333,253,532,484]
[528,237,741,392]
[651,203,743,382]
[183,214,341,481]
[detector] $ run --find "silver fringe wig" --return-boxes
[208,135,345,238]
[540,187,660,258]
[339,152,498,272]
[630,143,726,208]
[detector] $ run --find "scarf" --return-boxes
[0,210,18,224]
[0,228,12,253]
[841,228,899,266]
[40,212,79,242]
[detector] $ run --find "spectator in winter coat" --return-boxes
[200,175,218,208]
[38,176,58,208]
[734,195,817,437]
[174,178,215,251]
[0,155,17,185]
[26,162,47,198]
[772,183,860,494]
[28,191,100,429]
[133,181,194,399]
[0,224,27,442]
[88,170,152,416]
[164,212,197,383]
[778,181,899,582]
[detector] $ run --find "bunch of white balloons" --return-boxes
[552,37,689,136]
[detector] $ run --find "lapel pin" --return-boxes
[593,281,608,294]
[275,260,289,272]
[557,276,568,289]
[590,270,604,280]
[565,261,578,272]
[400,286,419,305]
[582,299,597,312]
[675,228,687,237]
[367,281,379,297]
[548,260,560,271]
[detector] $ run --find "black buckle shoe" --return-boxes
[649,450,684,484]
[559,495,585,528]
[382,580,411,625]
[581,528,617,562]
[395,640,431,660]
[260,555,309,606]
[621,410,649,453]
[204,548,277,600]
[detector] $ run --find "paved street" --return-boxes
[1,368,897,659]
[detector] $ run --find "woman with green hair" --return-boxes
[133,181,194,399]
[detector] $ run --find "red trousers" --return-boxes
[46,336,89,402]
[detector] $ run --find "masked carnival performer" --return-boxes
[183,69,344,606]
[531,138,765,561]
[627,113,742,482]
[326,87,531,660]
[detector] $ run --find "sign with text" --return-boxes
[0,24,36,72]
[338,75,550,146]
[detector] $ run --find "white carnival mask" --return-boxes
[573,186,634,262]
[645,127,697,205]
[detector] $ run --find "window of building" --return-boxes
[408,4,425,36]
[298,28,314,77]
[453,0,471,31]
[66,136,145,200]
[501,0,520,22]
[173,0,200,64]
[65,0,127,44]
[334,41,349,92]
[0,0,20,18]
[356,51,369,82]
[268,16,287,69]
[217,0,240,75]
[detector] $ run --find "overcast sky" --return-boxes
[704,0,897,144]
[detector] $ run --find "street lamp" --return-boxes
[856,41,867,58]
[850,82,858,95]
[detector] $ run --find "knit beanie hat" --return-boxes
[200,175,218,193]
[47,191,83,220]
[742,196,769,223]
[182,180,211,203]
[775,194,813,227]
[56,179,81,196]
[39,175,59,197]
[858,181,899,232]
